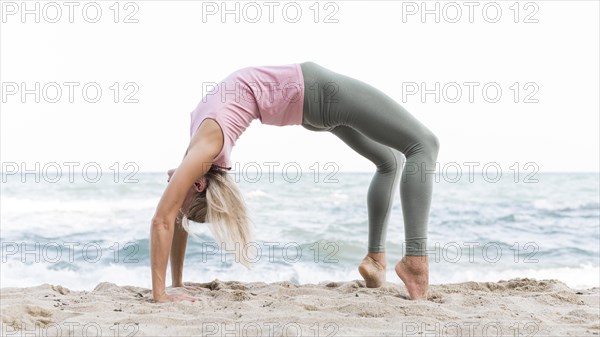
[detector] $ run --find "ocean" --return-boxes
[1,171,599,291]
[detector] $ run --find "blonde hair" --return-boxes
[177,166,254,268]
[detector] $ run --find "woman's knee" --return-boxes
[426,132,440,158]
[377,148,405,173]
[420,131,440,165]
[392,149,406,170]
[403,130,440,162]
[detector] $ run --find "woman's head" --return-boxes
[170,166,253,268]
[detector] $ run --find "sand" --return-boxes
[1,278,599,336]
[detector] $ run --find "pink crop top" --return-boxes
[190,63,305,170]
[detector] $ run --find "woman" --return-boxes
[150,61,439,303]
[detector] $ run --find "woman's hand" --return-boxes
[172,282,211,292]
[178,284,211,292]
[154,292,199,303]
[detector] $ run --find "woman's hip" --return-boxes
[299,61,350,131]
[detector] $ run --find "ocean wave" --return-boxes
[532,199,599,212]
[1,196,158,213]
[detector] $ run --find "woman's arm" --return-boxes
[170,222,210,292]
[150,119,224,302]
[170,219,188,287]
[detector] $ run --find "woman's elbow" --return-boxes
[151,216,171,231]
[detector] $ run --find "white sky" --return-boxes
[1,1,598,173]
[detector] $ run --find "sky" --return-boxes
[1,1,599,174]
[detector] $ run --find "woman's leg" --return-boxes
[315,65,440,257]
[330,125,404,252]
[300,62,438,298]
[329,125,404,287]
[304,62,439,299]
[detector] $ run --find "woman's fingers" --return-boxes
[184,285,210,292]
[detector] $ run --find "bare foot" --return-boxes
[358,255,386,288]
[395,256,429,300]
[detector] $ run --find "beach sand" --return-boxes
[1,278,598,336]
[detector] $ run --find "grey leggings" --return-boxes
[300,61,440,256]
